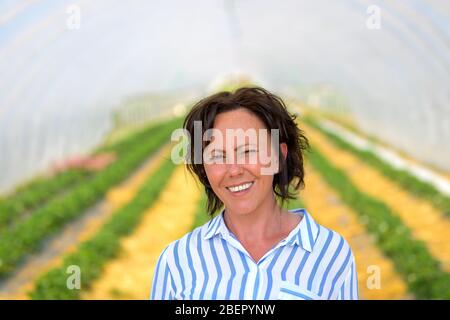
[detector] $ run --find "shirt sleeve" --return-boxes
[149,246,175,300]
[337,255,359,300]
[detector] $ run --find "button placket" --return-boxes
[244,261,259,300]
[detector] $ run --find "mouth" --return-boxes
[226,181,254,195]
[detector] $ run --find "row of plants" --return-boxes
[30,157,178,299]
[304,116,450,217]
[97,117,177,157]
[0,117,182,278]
[0,169,91,230]
[306,146,450,299]
[0,117,181,231]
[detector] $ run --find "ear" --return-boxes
[280,142,288,161]
[272,143,288,175]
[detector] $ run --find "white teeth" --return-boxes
[227,182,253,193]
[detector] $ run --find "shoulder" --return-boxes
[316,224,352,252]
[298,209,354,263]
[313,223,356,273]
[299,208,353,260]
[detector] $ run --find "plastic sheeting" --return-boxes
[0,0,449,193]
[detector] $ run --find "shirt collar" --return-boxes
[203,208,320,253]
[203,208,225,240]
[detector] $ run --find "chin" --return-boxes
[226,201,259,216]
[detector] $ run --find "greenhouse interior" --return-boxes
[0,0,449,300]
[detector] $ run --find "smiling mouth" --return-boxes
[226,181,254,193]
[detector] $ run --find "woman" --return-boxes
[150,87,358,300]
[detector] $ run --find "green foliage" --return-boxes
[97,117,180,157]
[307,146,450,299]
[0,170,91,230]
[30,158,177,299]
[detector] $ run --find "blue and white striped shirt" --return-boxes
[150,208,358,300]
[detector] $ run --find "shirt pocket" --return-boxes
[277,280,323,300]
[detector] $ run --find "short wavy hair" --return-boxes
[183,86,309,216]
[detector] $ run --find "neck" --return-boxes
[223,194,286,242]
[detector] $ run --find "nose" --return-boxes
[226,162,244,176]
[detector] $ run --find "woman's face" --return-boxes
[203,108,287,215]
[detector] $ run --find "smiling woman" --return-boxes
[150,87,359,300]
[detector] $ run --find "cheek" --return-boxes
[246,164,273,189]
[257,171,274,191]
[204,164,226,188]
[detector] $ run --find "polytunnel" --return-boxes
[0,0,449,301]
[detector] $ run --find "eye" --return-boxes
[237,149,257,159]
[210,153,224,160]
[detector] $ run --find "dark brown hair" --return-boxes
[183,86,309,216]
